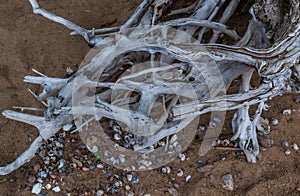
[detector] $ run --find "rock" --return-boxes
[185,175,191,182]
[52,186,61,192]
[222,174,234,191]
[32,183,42,195]
[271,118,279,125]
[293,143,299,150]
[132,176,140,184]
[45,184,51,190]
[282,109,292,115]
[198,125,206,132]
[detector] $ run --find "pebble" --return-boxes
[82,167,90,172]
[222,174,234,191]
[45,184,51,190]
[293,143,299,150]
[198,125,206,131]
[161,166,171,174]
[32,183,42,195]
[52,186,61,193]
[177,169,184,177]
[97,190,104,196]
[89,163,96,170]
[282,109,292,115]
[185,175,191,182]
[125,185,131,191]
[126,174,133,182]
[132,176,140,184]
[96,163,104,169]
[178,153,186,161]
[271,118,279,125]
[196,159,203,164]
[39,171,48,179]
[285,149,291,155]
[283,141,289,147]
[112,187,119,194]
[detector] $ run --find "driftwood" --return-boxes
[1,0,300,174]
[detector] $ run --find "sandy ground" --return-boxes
[0,0,299,195]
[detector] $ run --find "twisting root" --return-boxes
[1,0,300,174]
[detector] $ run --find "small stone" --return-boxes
[52,186,61,193]
[196,159,203,164]
[82,167,90,171]
[282,109,292,115]
[32,183,42,195]
[39,171,48,179]
[45,184,51,190]
[125,185,131,191]
[283,141,289,147]
[177,169,184,177]
[178,153,186,161]
[293,143,299,150]
[132,176,140,184]
[222,174,234,191]
[112,187,119,194]
[96,163,104,169]
[126,174,133,182]
[285,149,291,155]
[97,190,104,196]
[161,166,171,174]
[89,163,95,170]
[198,125,206,132]
[185,175,191,182]
[271,118,279,126]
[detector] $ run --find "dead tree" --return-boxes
[1,0,299,174]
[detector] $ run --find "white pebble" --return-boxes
[177,169,184,177]
[52,186,61,193]
[178,153,186,161]
[271,118,279,125]
[161,166,171,174]
[185,175,191,182]
[45,184,51,190]
[293,143,299,150]
[283,141,289,147]
[285,149,291,155]
[97,190,104,196]
[32,183,42,195]
[282,109,292,115]
[125,185,131,191]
